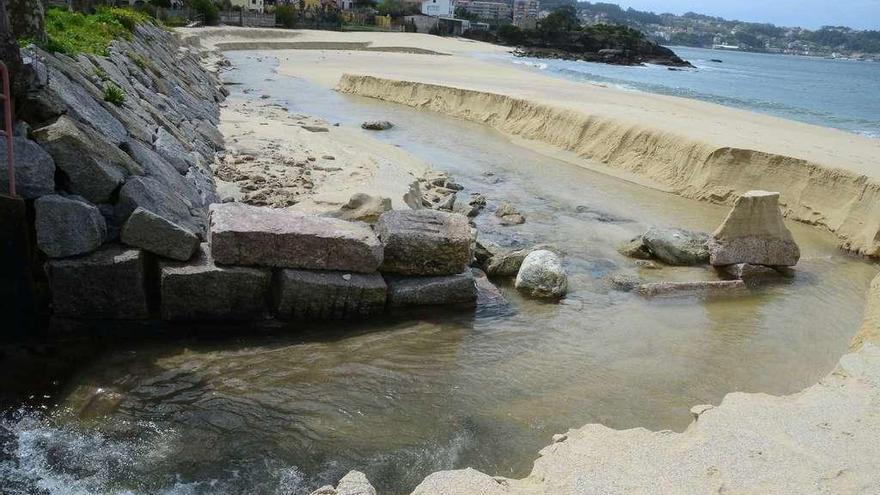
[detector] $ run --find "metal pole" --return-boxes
[0,61,14,198]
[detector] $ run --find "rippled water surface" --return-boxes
[2,52,877,495]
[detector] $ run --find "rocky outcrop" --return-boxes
[515,249,568,299]
[35,195,106,258]
[709,190,800,267]
[376,209,472,276]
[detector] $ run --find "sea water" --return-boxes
[499,46,880,139]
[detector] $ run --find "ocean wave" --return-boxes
[510,59,548,70]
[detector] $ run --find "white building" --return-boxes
[230,0,265,13]
[421,0,455,17]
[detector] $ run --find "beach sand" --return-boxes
[183,27,880,256]
[215,84,428,215]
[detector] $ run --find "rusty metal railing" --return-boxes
[1,61,14,197]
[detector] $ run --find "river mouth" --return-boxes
[1,51,877,495]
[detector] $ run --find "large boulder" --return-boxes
[116,176,205,237]
[47,245,150,319]
[376,209,472,276]
[154,126,195,173]
[709,190,800,267]
[32,116,142,203]
[210,203,383,273]
[159,244,271,321]
[642,227,710,266]
[515,250,567,299]
[385,271,477,307]
[0,137,55,198]
[35,195,106,258]
[121,207,200,261]
[275,269,387,319]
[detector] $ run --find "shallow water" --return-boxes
[2,52,877,495]
[489,46,880,139]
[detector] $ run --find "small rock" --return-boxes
[334,193,392,223]
[618,236,653,260]
[515,250,567,299]
[634,260,660,269]
[608,273,641,292]
[495,201,526,226]
[302,126,329,133]
[361,120,394,131]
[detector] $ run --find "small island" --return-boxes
[467,6,693,67]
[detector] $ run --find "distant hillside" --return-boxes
[572,1,880,60]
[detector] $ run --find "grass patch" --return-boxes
[40,7,153,56]
[103,84,125,106]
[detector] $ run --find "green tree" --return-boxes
[191,0,219,25]
[377,0,404,17]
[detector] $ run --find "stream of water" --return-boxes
[1,52,877,495]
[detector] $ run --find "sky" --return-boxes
[613,0,880,30]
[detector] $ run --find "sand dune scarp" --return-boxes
[338,74,880,258]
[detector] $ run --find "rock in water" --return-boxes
[121,207,200,261]
[0,136,55,198]
[385,271,478,307]
[642,227,710,266]
[274,269,387,319]
[361,120,393,131]
[515,250,567,299]
[709,191,800,267]
[35,195,106,258]
[376,209,472,276]
[495,201,526,225]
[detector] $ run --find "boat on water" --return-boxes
[712,44,741,50]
